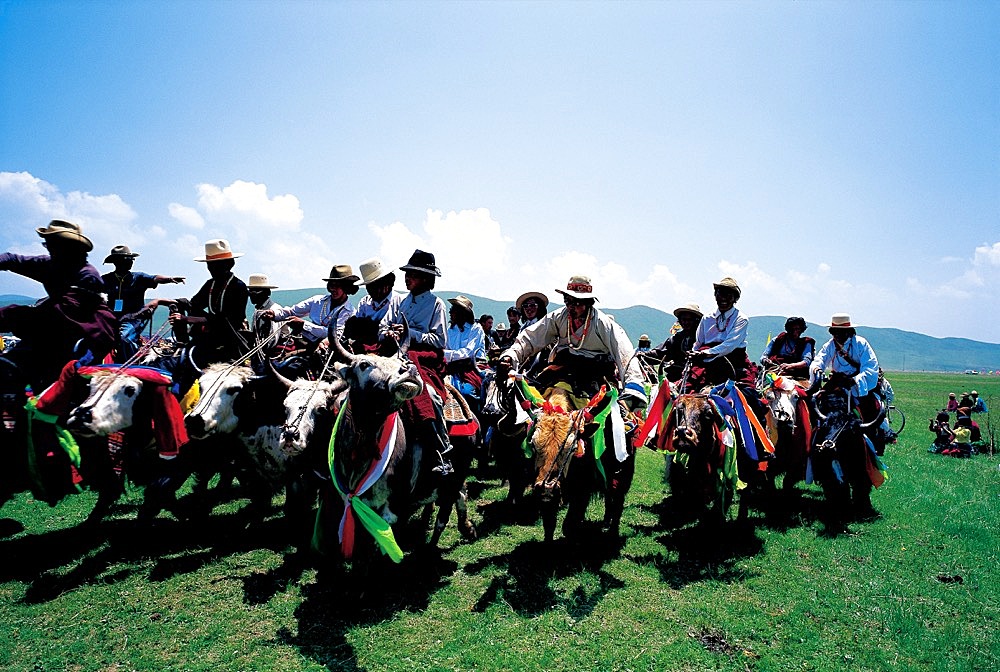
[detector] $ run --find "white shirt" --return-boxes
[810,334,879,397]
[271,294,354,341]
[380,290,447,350]
[445,322,487,363]
[694,307,748,361]
[355,292,402,322]
[500,306,647,407]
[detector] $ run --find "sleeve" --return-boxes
[444,324,486,363]
[609,321,647,408]
[223,280,249,326]
[330,301,354,340]
[853,341,879,397]
[693,316,710,350]
[761,338,777,362]
[800,340,815,367]
[501,315,559,366]
[810,340,833,378]
[417,299,448,349]
[271,296,314,322]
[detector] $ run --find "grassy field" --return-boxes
[2,373,998,672]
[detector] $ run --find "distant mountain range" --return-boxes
[3,290,998,373]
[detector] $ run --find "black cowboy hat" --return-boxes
[104,244,140,264]
[399,249,441,277]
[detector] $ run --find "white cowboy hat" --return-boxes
[194,238,243,262]
[248,273,277,289]
[516,291,549,311]
[828,313,854,329]
[356,257,395,286]
[555,275,598,301]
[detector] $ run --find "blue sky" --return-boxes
[2,1,998,342]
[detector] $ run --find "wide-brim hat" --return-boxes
[828,313,854,329]
[323,264,361,283]
[356,257,395,286]
[248,273,277,289]
[712,277,741,299]
[516,291,549,311]
[36,219,93,252]
[194,238,243,262]
[399,249,441,277]
[673,303,703,320]
[555,275,598,301]
[103,244,139,264]
[448,295,475,320]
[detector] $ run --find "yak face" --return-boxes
[279,378,348,456]
[762,385,798,431]
[185,364,256,439]
[66,371,143,436]
[530,389,598,502]
[671,394,717,456]
[334,353,423,410]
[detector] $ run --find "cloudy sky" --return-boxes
[1,1,997,342]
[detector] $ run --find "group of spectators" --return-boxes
[929,390,989,457]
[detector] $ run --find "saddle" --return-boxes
[443,382,479,438]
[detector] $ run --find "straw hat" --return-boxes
[516,291,549,311]
[712,277,741,299]
[448,295,475,321]
[356,257,395,286]
[399,249,441,277]
[194,238,243,262]
[555,275,598,301]
[103,244,139,264]
[673,303,703,320]
[323,264,360,283]
[36,220,93,251]
[248,273,277,289]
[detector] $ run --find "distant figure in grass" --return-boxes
[946,392,959,413]
[928,411,955,455]
[970,390,988,414]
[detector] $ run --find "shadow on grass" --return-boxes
[463,523,626,619]
[1,505,297,604]
[277,541,459,672]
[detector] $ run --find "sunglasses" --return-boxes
[522,302,540,308]
[564,298,588,307]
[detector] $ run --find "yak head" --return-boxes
[66,370,143,436]
[184,363,258,439]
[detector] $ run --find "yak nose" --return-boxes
[186,414,206,437]
[282,425,300,443]
[67,406,93,428]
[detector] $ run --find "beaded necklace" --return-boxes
[207,273,233,315]
[568,309,593,350]
[715,309,734,333]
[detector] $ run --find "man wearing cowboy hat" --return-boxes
[379,249,454,474]
[101,245,185,316]
[0,220,117,386]
[690,277,757,388]
[246,273,287,354]
[497,274,647,411]
[263,264,359,344]
[353,257,401,323]
[101,244,186,362]
[444,295,487,396]
[808,313,880,403]
[760,316,815,381]
[168,239,249,374]
[644,303,703,383]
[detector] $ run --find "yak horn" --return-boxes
[267,358,294,390]
[329,307,358,364]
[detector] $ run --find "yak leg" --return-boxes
[602,452,635,537]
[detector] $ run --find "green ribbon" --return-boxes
[321,402,404,562]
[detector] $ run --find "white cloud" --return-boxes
[168,203,205,229]
[973,241,1000,267]
[195,180,303,230]
[0,171,138,249]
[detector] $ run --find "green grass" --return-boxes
[2,373,999,671]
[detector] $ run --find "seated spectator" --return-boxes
[970,390,988,414]
[946,392,959,413]
[928,411,954,454]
